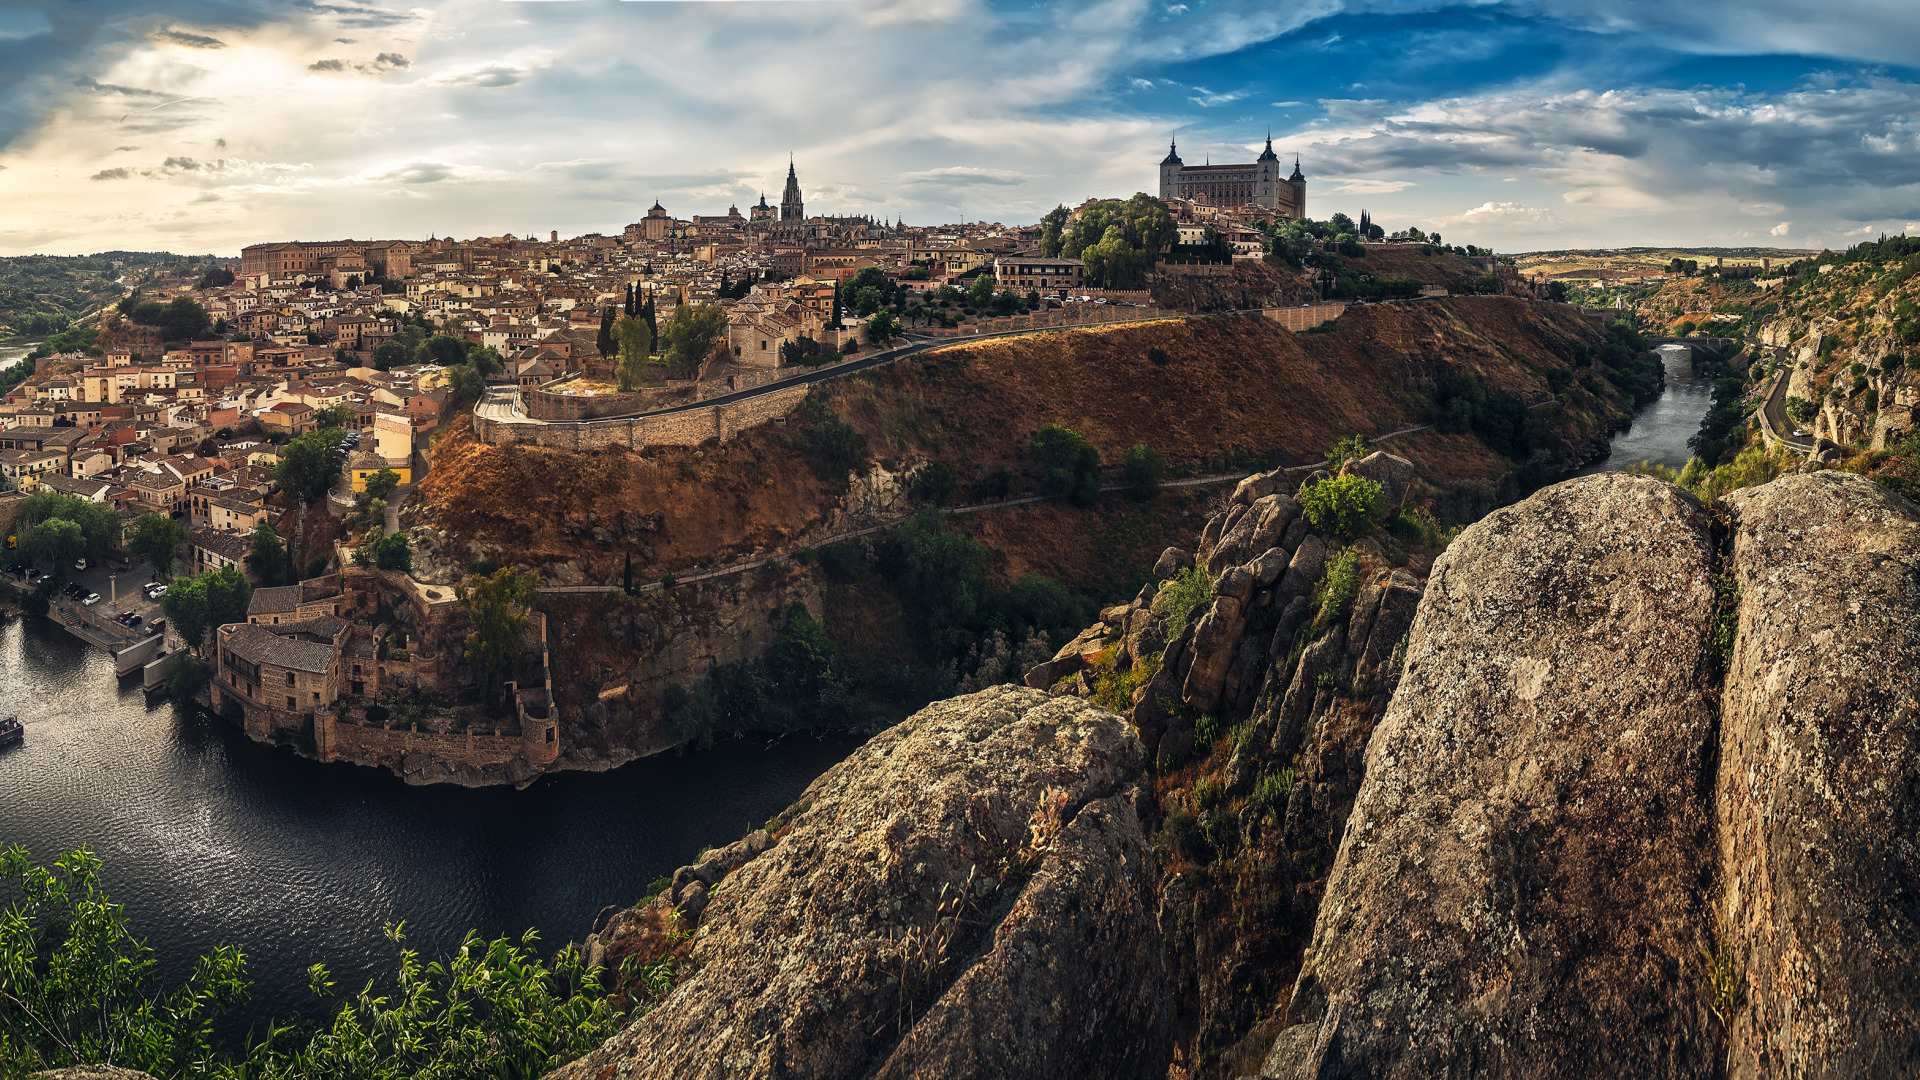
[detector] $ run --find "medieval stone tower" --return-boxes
[780,158,804,222]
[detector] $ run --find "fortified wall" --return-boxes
[474,384,809,452]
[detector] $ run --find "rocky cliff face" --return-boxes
[550,687,1166,1080]
[1265,471,1920,1079]
[552,469,1920,1080]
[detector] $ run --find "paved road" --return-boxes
[1759,354,1817,454]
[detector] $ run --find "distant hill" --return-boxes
[0,251,227,337]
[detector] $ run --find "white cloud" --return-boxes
[1771,221,1793,236]
[1323,177,1413,195]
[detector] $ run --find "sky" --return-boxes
[2,0,1919,256]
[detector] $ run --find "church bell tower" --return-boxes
[780,157,805,222]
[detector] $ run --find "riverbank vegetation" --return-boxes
[0,844,624,1080]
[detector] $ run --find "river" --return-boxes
[1583,344,1713,473]
[0,614,857,1031]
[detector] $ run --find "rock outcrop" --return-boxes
[1717,472,1920,1078]
[550,468,1920,1080]
[1265,471,1920,1079]
[547,686,1165,1080]
[1275,474,1724,1076]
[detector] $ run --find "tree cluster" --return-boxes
[161,565,253,649]
[116,294,211,344]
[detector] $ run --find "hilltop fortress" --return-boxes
[1158,134,1306,218]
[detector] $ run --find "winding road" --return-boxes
[1758,353,1817,454]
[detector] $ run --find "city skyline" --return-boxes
[2,0,1919,255]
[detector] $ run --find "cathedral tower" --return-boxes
[780,157,804,222]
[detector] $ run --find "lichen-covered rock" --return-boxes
[1718,472,1920,1078]
[545,687,1163,1080]
[1338,451,1414,521]
[1181,596,1246,711]
[1281,473,1723,1077]
[1153,547,1194,579]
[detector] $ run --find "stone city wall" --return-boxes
[475,384,809,452]
[315,716,526,771]
[1262,303,1350,332]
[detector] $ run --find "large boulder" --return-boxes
[1717,472,1920,1077]
[546,687,1164,1080]
[1339,451,1414,520]
[1277,473,1724,1077]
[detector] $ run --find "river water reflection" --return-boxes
[1583,345,1713,473]
[0,614,856,1028]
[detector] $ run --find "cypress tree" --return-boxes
[831,280,843,329]
[641,293,657,342]
[719,270,730,298]
[597,306,615,359]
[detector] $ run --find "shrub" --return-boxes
[912,459,959,505]
[1152,565,1213,641]
[1030,423,1102,506]
[1122,443,1165,498]
[804,412,871,490]
[1309,548,1361,638]
[1147,346,1170,366]
[1251,769,1297,817]
[973,467,1013,501]
[1299,474,1383,537]
[1192,776,1222,811]
[1194,713,1222,749]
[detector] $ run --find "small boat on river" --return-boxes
[0,715,22,750]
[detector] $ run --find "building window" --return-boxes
[286,696,296,709]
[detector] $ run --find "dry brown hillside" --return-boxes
[413,297,1622,586]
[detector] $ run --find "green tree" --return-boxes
[274,427,348,503]
[1265,219,1314,267]
[246,524,286,586]
[162,566,252,650]
[1122,443,1165,498]
[446,362,487,405]
[126,512,188,577]
[0,845,249,1078]
[894,508,990,659]
[372,340,410,370]
[21,517,84,579]
[312,403,355,429]
[17,490,121,559]
[1029,423,1102,506]
[614,314,655,392]
[829,280,843,329]
[866,310,901,344]
[363,467,402,501]
[459,566,539,710]
[1299,474,1384,537]
[967,273,995,309]
[657,302,729,380]
[1039,204,1069,257]
[373,532,412,573]
[417,334,470,367]
[596,305,616,361]
[1060,194,1177,288]
[640,291,657,341]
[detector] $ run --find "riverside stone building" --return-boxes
[209,570,561,784]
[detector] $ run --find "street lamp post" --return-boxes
[109,573,117,604]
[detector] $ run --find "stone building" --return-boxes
[1157,135,1305,218]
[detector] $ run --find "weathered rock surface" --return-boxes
[1338,451,1414,521]
[1718,472,1920,1078]
[546,686,1164,1080]
[1280,474,1724,1077]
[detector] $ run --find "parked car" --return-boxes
[74,558,87,572]
[145,583,168,599]
[81,593,100,606]
[147,619,167,636]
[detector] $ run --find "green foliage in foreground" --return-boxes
[0,845,626,1080]
[1299,473,1384,538]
